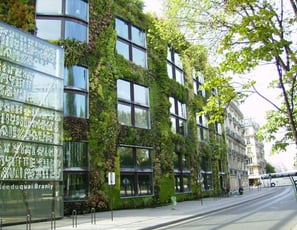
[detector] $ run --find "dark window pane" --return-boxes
[120,175,135,196]
[64,173,88,200]
[119,147,134,168]
[64,142,88,168]
[138,174,152,195]
[136,149,151,168]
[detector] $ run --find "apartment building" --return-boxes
[244,118,266,186]
[225,101,248,190]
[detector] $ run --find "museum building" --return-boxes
[0,0,230,225]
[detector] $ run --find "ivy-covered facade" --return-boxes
[2,0,229,216]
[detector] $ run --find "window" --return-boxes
[115,18,147,68]
[117,79,150,129]
[65,0,88,21]
[119,146,153,197]
[193,71,206,97]
[64,142,88,168]
[36,0,88,42]
[167,48,184,85]
[170,97,187,135]
[64,65,88,90]
[63,173,88,200]
[174,153,191,193]
[64,92,88,118]
[64,65,88,118]
[196,113,209,142]
[200,157,213,191]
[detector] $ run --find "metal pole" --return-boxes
[91,208,96,224]
[51,211,56,230]
[26,214,31,230]
[72,210,77,228]
[0,218,2,230]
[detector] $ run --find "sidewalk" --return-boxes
[2,187,282,230]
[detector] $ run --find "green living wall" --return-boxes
[1,0,229,213]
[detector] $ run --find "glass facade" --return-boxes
[0,22,64,224]
[35,0,90,215]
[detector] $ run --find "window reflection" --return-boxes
[64,92,87,118]
[117,103,132,126]
[66,0,88,21]
[36,0,62,14]
[132,46,147,68]
[115,17,147,68]
[116,40,130,60]
[64,173,88,200]
[64,65,88,90]
[36,19,61,40]
[65,20,88,42]
[117,79,150,129]
[132,26,146,47]
[64,142,88,168]
[119,146,153,197]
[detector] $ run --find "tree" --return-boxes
[266,162,276,174]
[164,0,297,152]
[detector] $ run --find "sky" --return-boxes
[143,0,296,171]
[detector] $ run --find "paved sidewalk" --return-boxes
[3,187,295,230]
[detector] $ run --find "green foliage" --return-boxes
[265,162,276,174]
[164,0,297,151]
[0,0,35,32]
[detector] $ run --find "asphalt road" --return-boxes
[155,186,297,230]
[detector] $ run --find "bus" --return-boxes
[260,171,297,187]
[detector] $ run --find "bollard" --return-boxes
[26,214,31,230]
[91,208,96,224]
[51,212,56,230]
[72,210,77,228]
[170,196,177,210]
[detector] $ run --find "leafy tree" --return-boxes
[266,162,276,174]
[164,0,297,152]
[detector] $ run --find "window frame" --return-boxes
[115,17,147,68]
[119,146,153,197]
[117,79,150,129]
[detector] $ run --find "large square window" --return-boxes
[115,18,147,68]
[117,79,150,129]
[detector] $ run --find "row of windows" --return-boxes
[36,0,88,21]
[36,0,88,42]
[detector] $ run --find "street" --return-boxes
[155,187,297,230]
